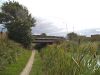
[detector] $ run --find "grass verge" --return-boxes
[29,51,43,75]
[0,49,31,75]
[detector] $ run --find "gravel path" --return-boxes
[20,50,35,75]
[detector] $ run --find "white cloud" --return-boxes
[13,0,100,28]
[2,0,100,36]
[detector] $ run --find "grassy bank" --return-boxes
[0,39,32,75]
[29,51,43,75]
[29,41,100,75]
[40,42,100,75]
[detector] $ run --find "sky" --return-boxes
[1,0,100,36]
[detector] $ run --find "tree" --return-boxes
[0,1,36,48]
[67,32,78,40]
[41,33,47,36]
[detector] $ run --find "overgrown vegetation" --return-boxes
[36,41,100,75]
[0,39,31,75]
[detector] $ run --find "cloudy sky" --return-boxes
[1,0,100,36]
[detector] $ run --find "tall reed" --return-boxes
[40,41,100,75]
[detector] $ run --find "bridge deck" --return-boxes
[33,40,57,43]
[32,35,65,43]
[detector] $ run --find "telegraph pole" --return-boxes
[66,24,69,39]
[66,24,68,34]
[73,25,74,32]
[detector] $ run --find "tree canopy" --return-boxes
[0,1,36,48]
[41,33,47,36]
[67,32,78,40]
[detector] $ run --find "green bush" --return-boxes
[0,39,24,71]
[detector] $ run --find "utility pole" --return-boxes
[66,24,69,39]
[66,24,68,34]
[73,25,74,32]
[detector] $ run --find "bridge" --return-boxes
[32,35,65,43]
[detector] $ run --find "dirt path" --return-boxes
[20,50,35,75]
